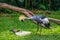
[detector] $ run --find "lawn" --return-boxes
[0,11,60,40]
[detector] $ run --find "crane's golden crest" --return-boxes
[19,15,26,21]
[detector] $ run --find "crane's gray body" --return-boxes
[29,15,49,24]
[27,15,50,28]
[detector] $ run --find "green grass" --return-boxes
[0,12,60,40]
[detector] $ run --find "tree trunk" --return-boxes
[0,2,33,17]
[48,18,60,25]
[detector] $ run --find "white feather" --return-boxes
[42,18,49,24]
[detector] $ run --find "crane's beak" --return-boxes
[41,24,45,28]
[40,24,50,29]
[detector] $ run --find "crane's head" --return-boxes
[45,23,50,29]
[41,22,51,29]
[40,18,51,29]
[19,15,26,21]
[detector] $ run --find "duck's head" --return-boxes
[10,29,20,33]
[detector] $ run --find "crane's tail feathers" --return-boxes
[19,15,26,21]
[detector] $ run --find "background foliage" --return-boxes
[0,0,60,11]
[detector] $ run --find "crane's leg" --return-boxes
[36,22,39,34]
[39,24,42,35]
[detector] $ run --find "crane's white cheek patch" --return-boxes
[15,31,31,36]
[42,18,49,24]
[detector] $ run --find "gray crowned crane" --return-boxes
[19,15,51,34]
